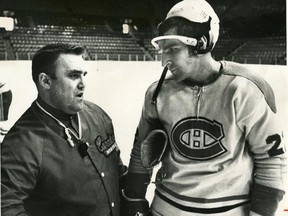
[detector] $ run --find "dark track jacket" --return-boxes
[1,98,122,216]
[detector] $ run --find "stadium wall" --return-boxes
[0,61,287,214]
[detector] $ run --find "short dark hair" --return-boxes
[31,43,85,83]
[157,17,211,53]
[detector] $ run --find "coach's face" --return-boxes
[48,54,87,114]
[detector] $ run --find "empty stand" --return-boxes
[8,24,148,61]
[0,7,286,64]
[225,36,286,64]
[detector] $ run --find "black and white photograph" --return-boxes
[0,0,287,215]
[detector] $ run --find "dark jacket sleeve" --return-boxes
[1,134,40,216]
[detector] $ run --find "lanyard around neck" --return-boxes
[36,100,84,148]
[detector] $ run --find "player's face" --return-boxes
[159,29,197,82]
[48,54,88,114]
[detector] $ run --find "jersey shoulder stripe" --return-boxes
[221,61,277,113]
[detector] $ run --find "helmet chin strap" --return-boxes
[151,66,169,105]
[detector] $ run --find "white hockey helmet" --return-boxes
[152,0,220,53]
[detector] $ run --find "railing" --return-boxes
[90,53,151,61]
[10,52,152,61]
[216,55,286,65]
[0,51,285,65]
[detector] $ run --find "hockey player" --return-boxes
[122,0,287,215]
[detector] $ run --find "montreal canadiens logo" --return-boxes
[171,117,226,160]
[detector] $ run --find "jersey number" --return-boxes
[266,134,284,157]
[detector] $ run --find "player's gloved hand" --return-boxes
[120,189,150,216]
[140,129,168,169]
[120,172,151,216]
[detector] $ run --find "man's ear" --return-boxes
[38,73,51,89]
[193,36,208,55]
[199,36,208,50]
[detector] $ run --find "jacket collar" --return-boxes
[36,96,76,121]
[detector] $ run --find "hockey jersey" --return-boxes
[128,61,287,215]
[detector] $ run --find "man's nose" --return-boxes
[78,75,86,89]
[161,55,172,68]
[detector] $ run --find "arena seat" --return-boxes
[0,10,285,64]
